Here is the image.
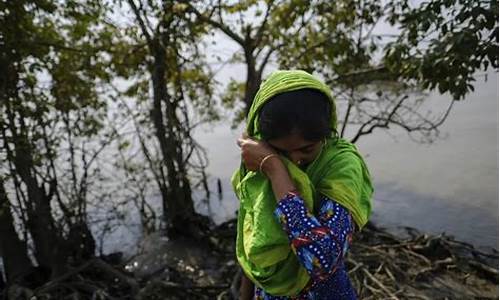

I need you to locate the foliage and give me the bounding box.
[385,0,498,100]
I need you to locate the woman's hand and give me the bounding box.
[237,133,296,201]
[237,133,277,172]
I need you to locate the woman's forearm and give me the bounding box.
[262,158,296,201]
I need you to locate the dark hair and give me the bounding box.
[258,88,332,141]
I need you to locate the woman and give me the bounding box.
[233,70,373,299]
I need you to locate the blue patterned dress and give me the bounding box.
[254,192,357,300]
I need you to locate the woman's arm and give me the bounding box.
[261,157,297,200]
[237,135,295,200]
[261,152,354,280]
[273,193,354,280]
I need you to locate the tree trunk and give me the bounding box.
[0,178,33,283]
[150,41,198,237]
[2,52,67,279]
[4,111,68,277]
[243,50,261,115]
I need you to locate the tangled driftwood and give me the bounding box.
[347,222,498,300]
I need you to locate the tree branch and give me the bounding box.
[185,2,245,46]
[128,0,153,46]
[351,95,408,143]
[254,0,276,47]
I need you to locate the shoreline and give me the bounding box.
[127,220,498,299]
[4,220,497,299]
[124,219,499,299]
[370,220,499,254]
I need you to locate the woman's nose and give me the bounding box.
[288,152,304,165]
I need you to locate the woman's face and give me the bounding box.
[267,132,324,168]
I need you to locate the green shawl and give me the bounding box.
[231,70,373,296]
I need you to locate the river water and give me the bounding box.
[193,71,499,251]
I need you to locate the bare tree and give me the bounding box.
[124,0,214,238]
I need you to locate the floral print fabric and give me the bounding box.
[254,193,357,300]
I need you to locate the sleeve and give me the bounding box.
[273,192,354,281]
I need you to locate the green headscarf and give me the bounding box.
[231,70,373,296]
